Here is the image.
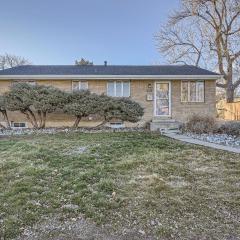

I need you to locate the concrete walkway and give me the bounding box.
[164,132,240,154]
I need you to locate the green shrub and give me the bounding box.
[63,90,100,128]
[97,95,144,126]
[4,83,67,129]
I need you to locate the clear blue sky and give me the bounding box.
[0,0,180,65]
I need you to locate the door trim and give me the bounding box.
[154,81,172,117]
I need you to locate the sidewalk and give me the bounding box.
[164,132,240,154]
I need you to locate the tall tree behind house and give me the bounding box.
[156,0,240,102]
[0,53,30,70]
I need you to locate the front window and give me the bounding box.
[181,81,204,102]
[107,81,130,97]
[27,81,36,86]
[12,80,36,86]
[72,81,88,91]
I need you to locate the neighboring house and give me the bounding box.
[0,65,220,130]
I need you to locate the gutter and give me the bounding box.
[0,74,222,80]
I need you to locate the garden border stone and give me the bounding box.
[164,132,240,154]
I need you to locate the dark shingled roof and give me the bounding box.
[0,65,219,76]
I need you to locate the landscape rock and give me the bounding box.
[0,127,147,137]
[184,133,240,149]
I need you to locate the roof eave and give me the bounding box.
[0,74,222,80]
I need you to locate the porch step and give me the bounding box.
[152,117,175,123]
[150,119,180,132]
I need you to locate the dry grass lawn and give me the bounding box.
[0,132,239,239]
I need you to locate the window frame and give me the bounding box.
[107,81,130,97]
[11,122,27,129]
[109,122,125,129]
[12,80,36,86]
[181,80,205,103]
[72,80,89,92]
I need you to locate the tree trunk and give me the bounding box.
[28,109,39,128]
[37,110,43,128]
[41,112,47,129]
[226,86,235,103]
[73,116,81,128]
[3,111,11,129]
[95,120,108,128]
[21,111,38,128]
[0,110,11,129]
[0,122,6,129]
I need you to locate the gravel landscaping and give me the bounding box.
[2,127,240,150]
[184,132,240,149]
[0,127,146,137]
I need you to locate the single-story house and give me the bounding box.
[0,64,220,130]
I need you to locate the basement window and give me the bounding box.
[11,122,27,129]
[109,122,125,129]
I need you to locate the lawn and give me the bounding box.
[0,132,239,239]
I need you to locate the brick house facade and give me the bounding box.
[0,65,219,129]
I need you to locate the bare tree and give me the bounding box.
[235,58,240,96]
[0,53,30,70]
[156,21,208,67]
[156,0,240,102]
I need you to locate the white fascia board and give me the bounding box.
[0,74,222,80]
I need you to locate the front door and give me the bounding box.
[154,82,171,116]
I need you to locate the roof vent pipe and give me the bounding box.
[104,61,107,66]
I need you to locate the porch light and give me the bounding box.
[146,83,153,101]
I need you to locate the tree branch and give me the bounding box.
[216,83,227,88]
[233,78,240,89]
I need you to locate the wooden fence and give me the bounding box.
[217,100,240,120]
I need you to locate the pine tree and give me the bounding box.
[63,90,100,127]
[0,95,11,129]
[5,83,68,128]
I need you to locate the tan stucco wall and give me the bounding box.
[0,79,216,128]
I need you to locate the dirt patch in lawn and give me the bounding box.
[17,215,152,240]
